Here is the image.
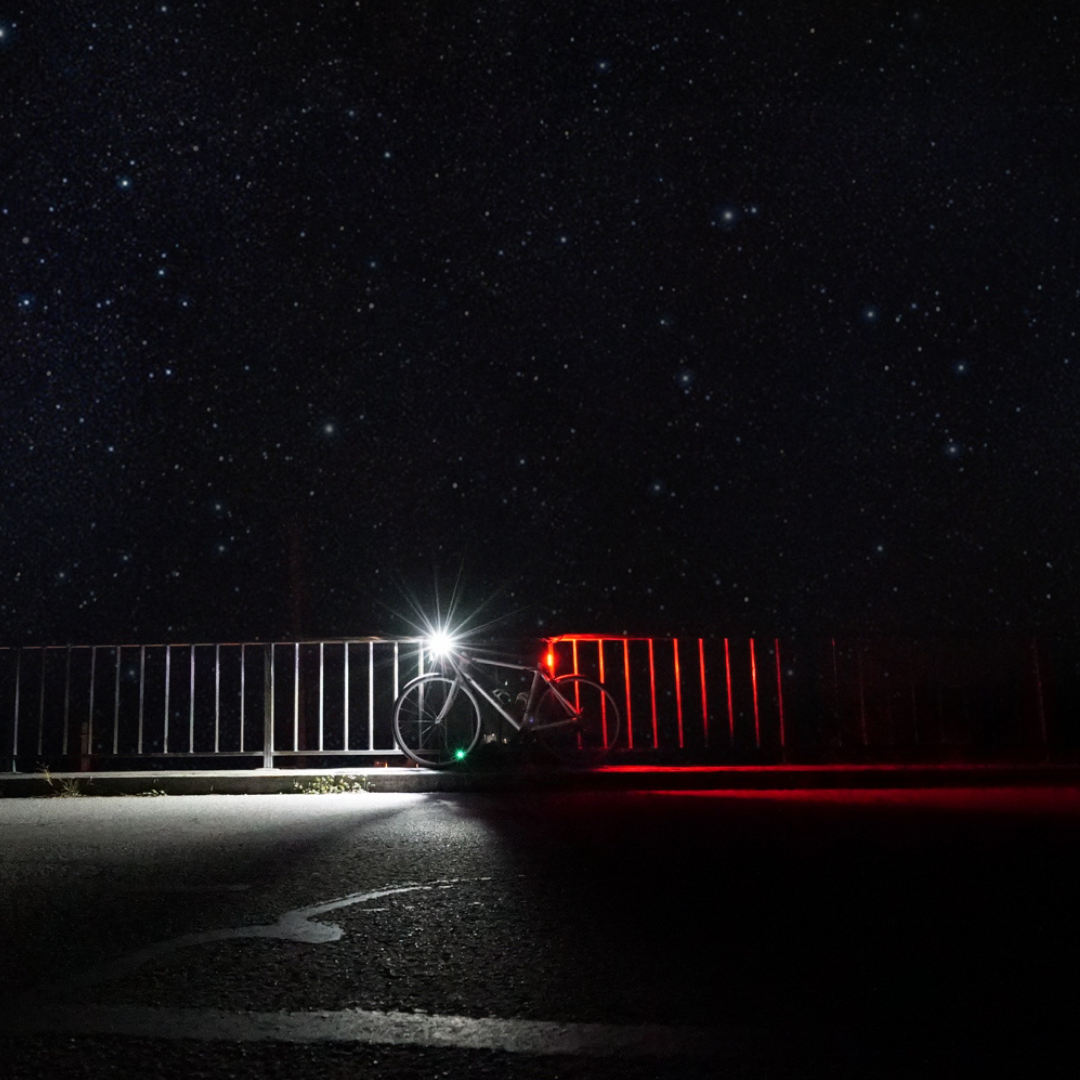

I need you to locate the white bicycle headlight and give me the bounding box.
[426,629,456,658]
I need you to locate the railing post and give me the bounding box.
[724,638,734,748]
[38,649,47,758]
[189,645,196,754]
[318,641,325,753]
[113,646,122,756]
[62,646,72,756]
[138,645,146,755]
[84,646,97,771]
[672,638,684,750]
[263,643,274,768]
[368,641,375,751]
[239,643,247,754]
[698,638,708,749]
[648,638,658,749]
[214,643,221,754]
[343,642,349,751]
[293,642,300,753]
[751,638,762,750]
[11,647,21,771]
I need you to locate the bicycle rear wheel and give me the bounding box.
[533,676,620,764]
[393,675,482,768]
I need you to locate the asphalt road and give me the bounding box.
[2,786,1079,1078]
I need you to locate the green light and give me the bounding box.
[455,748,467,761]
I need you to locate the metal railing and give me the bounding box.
[0,638,429,770]
[548,635,1057,762]
[0,634,1064,771]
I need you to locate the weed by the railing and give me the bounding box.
[132,788,168,797]
[35,767,89,798]
[292,774,370,794]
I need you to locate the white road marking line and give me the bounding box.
[40,881,454,993]
[3,1003,742,1058]
[10,876,756,1059]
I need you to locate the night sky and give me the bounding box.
[2,3,1078,646]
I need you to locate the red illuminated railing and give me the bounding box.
[545,635,789,756]
[543,635,1055,761]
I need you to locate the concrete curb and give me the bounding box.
[2,763,1079,797]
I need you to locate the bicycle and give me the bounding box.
[392,642,621,768]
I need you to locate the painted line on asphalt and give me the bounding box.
[3,1003,743,1058]
[41,880,460,993]
[12,875,756,1058]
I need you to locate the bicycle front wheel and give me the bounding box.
[533,676,621,764]
[393,675,482,768]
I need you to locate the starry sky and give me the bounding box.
[2,2,1078,645]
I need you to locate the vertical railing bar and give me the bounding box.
[596,640,608,746]
[648,638,658,748]
[724,638,734,747]
[164,644,171,754]
[37,648,47,758]
[263,643,275,768]
[113,646,122,756]
[62,646,72,756]
[293,642,300,753]
[318,641,325,753]
[239,644,246,754]
[393,642,399,702]
[189,645,196,754]
[749,638,760,750]
[622,637,633,750]
[11,647,21,767]
[138,645,146,755]
[88,646,98,762]
[698,638,709,749]
[368,641,375,751]
[673,638,684,750]
[572,638,579,677]
[775,639,786,762]
[343,642,350,751]
[214,643,221,754]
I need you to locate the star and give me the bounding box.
[712,206,740,229]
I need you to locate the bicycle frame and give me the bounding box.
[430,648,580,734]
